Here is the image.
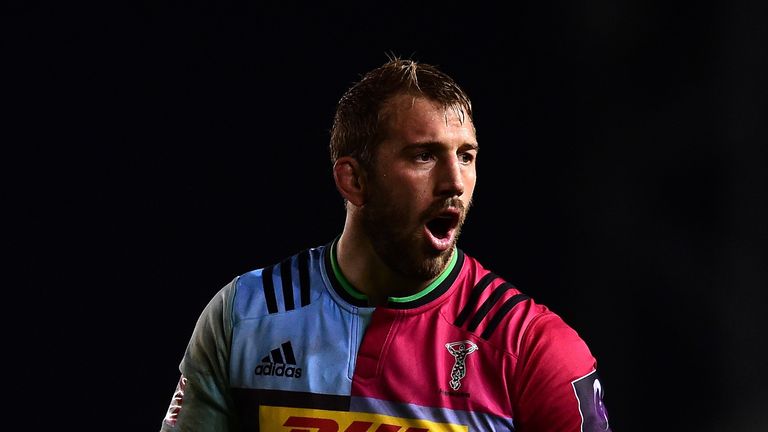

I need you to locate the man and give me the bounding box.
[160,57,612,431]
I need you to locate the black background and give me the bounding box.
[7,1,767,431]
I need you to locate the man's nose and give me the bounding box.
[436,157,465,198]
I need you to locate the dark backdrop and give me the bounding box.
[8,2,767,431]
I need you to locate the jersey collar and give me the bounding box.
[323,236,464,309]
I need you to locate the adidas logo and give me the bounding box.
[254,341,302,378]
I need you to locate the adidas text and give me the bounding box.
[254,363,302,378]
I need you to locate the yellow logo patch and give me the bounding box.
[260,405,468,431]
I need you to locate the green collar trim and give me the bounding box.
[329,237,458,303]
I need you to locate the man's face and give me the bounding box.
[361,95,478,281]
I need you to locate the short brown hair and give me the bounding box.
[330,56,474,170]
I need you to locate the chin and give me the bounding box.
[416,247,453,279]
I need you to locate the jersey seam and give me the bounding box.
[518,312,553,357]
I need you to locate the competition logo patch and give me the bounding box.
[255,341,302,378]
[445,340,478,390]
[163,374,187,427]
[571,370,610,432]
[261,405,468,431]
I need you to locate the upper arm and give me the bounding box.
[513,313,611,432]
[160,278,239,432]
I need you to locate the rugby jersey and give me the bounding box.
[161,239,611,431]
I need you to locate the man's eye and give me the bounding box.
[416,152,432,162]
[460,153,475,164]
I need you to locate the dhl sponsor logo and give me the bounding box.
[260,405,468,431]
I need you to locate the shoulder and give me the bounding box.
[452,252,587,359]
[449,253,539,349]
[232,243,329,322]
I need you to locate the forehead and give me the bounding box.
[380,94,476,142]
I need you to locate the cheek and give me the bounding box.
[466,174,477,193]
[464,169,477,189]
[388,178,432,214]
[390,173,424,194]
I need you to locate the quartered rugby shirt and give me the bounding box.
[161,239,611,432]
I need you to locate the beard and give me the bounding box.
[360,183,469,281]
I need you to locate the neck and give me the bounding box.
[335,221,438,306]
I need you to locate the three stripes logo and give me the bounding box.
[454,272,530,340]
[254,341,302,378]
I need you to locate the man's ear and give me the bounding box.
[333,156,366,207]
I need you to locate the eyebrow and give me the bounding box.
[462,142,480,152]
[406,141,479,152]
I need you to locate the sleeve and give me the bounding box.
[513,312,611,432]
[160,277,240,432]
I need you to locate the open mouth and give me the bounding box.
[425,207,461,249]
[426,213,459,240]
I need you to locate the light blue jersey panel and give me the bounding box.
[228,245,372,396]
